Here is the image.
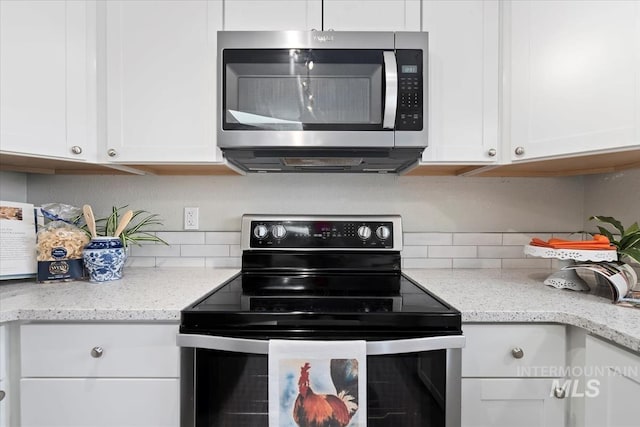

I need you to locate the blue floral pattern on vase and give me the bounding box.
[83,237,126,282]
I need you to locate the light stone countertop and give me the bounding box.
[0,268,239,323]
[404,269,640,353]
[0,268,638,352]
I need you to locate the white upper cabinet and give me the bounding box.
[323,0,420,31]
[102,0,223,163]
[223,0,321,30]
[420,1,500,164]
[223,0,418,32]
[0,0,97,162]
[507,0,640,162]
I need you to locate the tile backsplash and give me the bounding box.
[128,231,573,269]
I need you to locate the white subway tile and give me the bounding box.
[403,233,452,246]
[205,232,241,245]
[478,246,525,259]
[551,259,578,270]
[403,258,452,269]
[229,244,242,257]
[429,246,477,258]
[206,257,242,268]
[401,246,428,258]
[156,257,205,268]
[181,245,229,257]
[552,232,585,240]
[502,233,551,246]
[155,231,205,245]
[125,257,156,267]
[453,233,502,246]
[502,259,552,269]
[129,244,180,257]
[453,259,502,269]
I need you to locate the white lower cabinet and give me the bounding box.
[584,335,640,427]
[0,325,7,427]
[20,379,178,427]
[19,323,179,427]
[0,379,6,427]
[462,378,565,427]
[461,324,567,427]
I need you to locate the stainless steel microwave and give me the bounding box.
[217,31,428,173]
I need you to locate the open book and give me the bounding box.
[562,262,639,308]
[1,201,37,279]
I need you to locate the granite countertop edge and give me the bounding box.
[0,267,638,353]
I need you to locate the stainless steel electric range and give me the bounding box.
[178,215,464,427]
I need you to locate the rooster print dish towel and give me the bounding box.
[268,340,367,427]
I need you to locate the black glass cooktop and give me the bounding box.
[180,272,461,340]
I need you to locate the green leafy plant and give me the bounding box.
[587,216,640,265]
[88,206,169,249]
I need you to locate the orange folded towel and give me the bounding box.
[529,235,616,250]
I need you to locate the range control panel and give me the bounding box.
[242,216,401,250]
[395,49,424,131]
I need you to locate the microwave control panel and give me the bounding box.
[395,50,423,131]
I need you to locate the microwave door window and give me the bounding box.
[223,49,385,131]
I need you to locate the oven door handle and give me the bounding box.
[382,51,398,129]
[177,334,464,355]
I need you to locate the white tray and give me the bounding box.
[524,245,618,262]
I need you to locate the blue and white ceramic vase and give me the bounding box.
[83,237,126,282]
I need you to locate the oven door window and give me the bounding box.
[223,49,386,131]
[194,349,446,427]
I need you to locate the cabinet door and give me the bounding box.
[585,335,640,427]
[104,0,222,163]
[223,0,321,30]
[0,327,6,427]
[0,379,6,427]
[20,378,179,427]
[508,0,640,161]
[0,0,96,161]
[323,0,420,31]
[420,0,499,164]
[462,378,566,427]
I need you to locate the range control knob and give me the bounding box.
[272,224,287,239]
[357,225,372,240]
[376,225,391,240]
[253,224,269,239]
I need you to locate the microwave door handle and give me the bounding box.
[382,51,398,129]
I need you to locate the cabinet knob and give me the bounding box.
[0,390,5,401]
[488,148,497,157]
[90,346,104,358]
[511,347,524,359]
[553,387,566,399]
[71,145,83,155]
[107,149,117,158]
[514,146,525,156]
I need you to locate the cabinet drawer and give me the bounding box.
[462,324,566,377]
[20,378,178,427]
[21,323,179,378]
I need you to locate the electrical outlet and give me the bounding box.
[184,207,199,230]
